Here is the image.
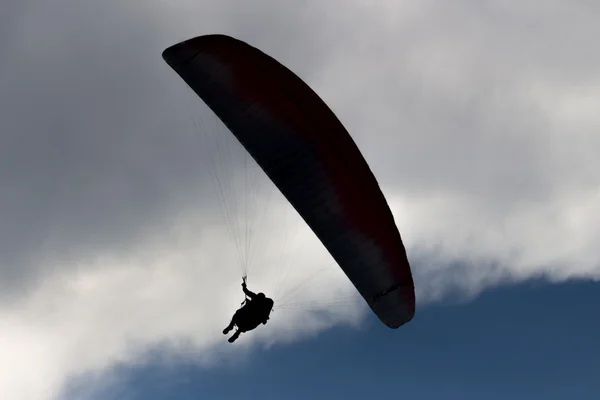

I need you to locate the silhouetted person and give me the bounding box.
[223,279,274,343]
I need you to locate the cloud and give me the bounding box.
[0,0,599,399]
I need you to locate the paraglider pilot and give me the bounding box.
[223,278,274,343]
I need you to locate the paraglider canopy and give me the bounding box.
[162,34,415,328]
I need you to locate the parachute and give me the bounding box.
[162,34,415,328]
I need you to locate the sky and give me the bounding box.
[62,280,600,400]
[1,1,599,399]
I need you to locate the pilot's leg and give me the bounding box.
[228,330,241,343]
[223,319,235,334]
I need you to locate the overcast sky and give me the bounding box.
[1,1,599,399]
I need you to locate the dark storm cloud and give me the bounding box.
[0,0,212,293]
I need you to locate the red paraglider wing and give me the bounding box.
[162,34,415,328]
